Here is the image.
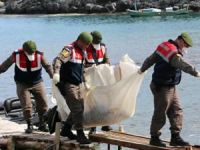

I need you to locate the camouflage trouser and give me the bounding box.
[150,81,183,137]
[62,83,84,130]
[16,81,48,121]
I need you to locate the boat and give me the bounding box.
[0,92,56,125]
[0,97,38,123]
[127,0,190,17]
[127,7,189,17]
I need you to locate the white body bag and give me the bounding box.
[52,55,145,128]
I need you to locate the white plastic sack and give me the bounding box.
[52,54,145,128]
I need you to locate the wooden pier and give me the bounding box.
[89,131,200,150]
[0,131,97,150]
[0,130,200,150]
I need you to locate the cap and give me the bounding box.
[77,32,93,44]
[91,31,102,44]
[181,32,193,47]
[23,40,37,53]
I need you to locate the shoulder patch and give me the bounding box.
[176,54,182,57]
[60,48,70,58]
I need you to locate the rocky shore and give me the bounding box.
[0,0,200,14]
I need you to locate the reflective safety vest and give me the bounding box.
[153,41,182,86]
[60,42,85,85]
[156,41,178,63]
[85,44,106,65]
[13,49,43,85]
[66,43,84,64]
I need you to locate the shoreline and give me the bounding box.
[0,12,128,17]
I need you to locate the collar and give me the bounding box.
[74,41,85,51]
[168,39,183,56]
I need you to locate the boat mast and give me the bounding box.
[134,0,137,11]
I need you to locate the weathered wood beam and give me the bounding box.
[0,138,8,148]
[89,131,199,150]
[54,122,61,150]
[15,140,49,150]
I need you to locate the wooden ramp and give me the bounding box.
[89,131,200,150]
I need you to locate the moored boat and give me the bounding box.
[127,8,190,17]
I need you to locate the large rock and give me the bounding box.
[86,3,108,13]
[0,1,4,8]
[6,0,41,13]
[116,0,133,12]
[105,2,116,12]
[0,1,5,13]
[59,0,71,13]
[189,1,200,12]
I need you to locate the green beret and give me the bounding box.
[77,32,93,44]
[181,32,193,47]
[23,40,37,53]
[91,31,102,44]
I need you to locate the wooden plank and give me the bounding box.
[193,145,200,150]
[54,122,62,150]
[89,131,198,150]
[0,138,8,148]
[90,134,168,150]
[15,140,49,150]
[7,137,14,150]
[10,133,95,150]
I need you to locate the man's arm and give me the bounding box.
[103,51,110,64]
[0,54,14,74]
[52,48,71,84]
[41,55,53,79]
[53,57,62,74]
[170,54,199,76]
[52,48,71,74]
[140,51,158,72]
[101,44,110,64]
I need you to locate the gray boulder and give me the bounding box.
[0,1,4,8]
[189,1,200,12]
[93,4,108,13]
[0,1,5,13]
[59,0,71,13]
[116,0,133,12]
[6,0,41,13]
[105,2,116,12]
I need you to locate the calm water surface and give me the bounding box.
[0,14,200,148]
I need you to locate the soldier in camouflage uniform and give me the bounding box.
[52,32,93,144]
[0,41,53,133]
[139,32,200,147]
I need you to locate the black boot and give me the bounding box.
[89,127,96,135]
[60,123,77,140]
[38,116,49,132]
[25,120,33,134]
[77,129,92,144]
[101,126,113,131]
[149,136,166,147]
[170,133,190,146]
